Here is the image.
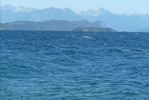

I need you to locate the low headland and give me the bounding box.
[0,20,116,32]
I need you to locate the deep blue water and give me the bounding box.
[0,31,149,100]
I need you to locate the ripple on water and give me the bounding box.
[0,31,149,100]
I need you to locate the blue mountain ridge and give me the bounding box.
[1,5,149,31]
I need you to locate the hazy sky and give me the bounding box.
[1,0,149,14]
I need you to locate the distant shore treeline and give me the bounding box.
[0,20,116,32]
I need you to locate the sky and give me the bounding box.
[1,0,149,14]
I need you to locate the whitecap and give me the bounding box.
[136,33,139,35]
[82,36,94,39]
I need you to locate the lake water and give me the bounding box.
[0,31,149,100]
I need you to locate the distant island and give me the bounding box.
[0,20,107,31]
[0,20,117,32]
[0,23,12,30]
[73,27,116,32]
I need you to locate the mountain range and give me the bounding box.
[1,5,149,32]
[137,27,149,32]
[0,23,11,30]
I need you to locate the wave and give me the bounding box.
[82,36,94,39]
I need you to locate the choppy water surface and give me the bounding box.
[0,31,149,100]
